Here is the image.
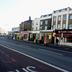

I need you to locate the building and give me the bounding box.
[51,7,72,44]
[20,16,32,40]
[12,27,20,40]
[8,31,13,39]
[12,27,20,32]
[29,18,40,41]
[40,14,53,44]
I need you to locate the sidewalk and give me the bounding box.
[46,44,72,52]
[8,38,72,52]
[22,40,72,52]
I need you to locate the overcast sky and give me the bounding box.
[0,0,72,32]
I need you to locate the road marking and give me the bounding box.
[53,52,63,56]
[0,44,69,72]
[16,69,20,72]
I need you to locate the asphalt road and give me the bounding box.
[0,37,72,72]
[0,45,64,72]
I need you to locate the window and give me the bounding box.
[53,16,56,22]
[52,24,56,29]
[57,24,61,29]
[58,16,61,24]
[36,22,38,25]
[63,14,67,20]
[62,24,66,29]
[58,15,61,21]
[40,21,43,25]
[36,27,38,30]
[68,24,72,29]
[54,11,56,13]
[59,10,61,12]
[40,27,42,30]
[45,20,48,25]
[69,14,72,19]
[45,26,47,30]
[43,15,47,17]
[32,28,34,30]
[53,24,56,30]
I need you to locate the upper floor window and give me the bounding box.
[62,24,66,29]
[57,24,61,29]
[52,24,56,30]
[32,28,34,30]
[54,11,56,13]
[69,14,72,19]
[36,23,38,25]
[63,14,67,20]
[58,15,61,21]
[36,27,38,30]
[59,10,61,12]
[45,20,48,25]
[40,27,42,30]
[53,16,56,22]
[45,26,47,30]
[43,15,47,17]
[68,24,72,29]
[40,21,43,25]
[32,23,34,26]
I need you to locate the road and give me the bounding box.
[0,37,72,72]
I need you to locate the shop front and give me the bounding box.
[12,32,20,40]
[40,30,53,44]
[20,31,29,40]
[53,29,72,44]
[29,31,40,43]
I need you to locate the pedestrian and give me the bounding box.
[56,38,59,45]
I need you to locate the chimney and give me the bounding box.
[29,16,31,20]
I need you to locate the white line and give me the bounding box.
[16,69,20,72]
[0,44,69,72]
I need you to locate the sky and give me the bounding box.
[0,0,72,33]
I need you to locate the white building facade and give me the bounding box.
[12,27,20,32]
[51,7,72,44]
[12,27,20,40]
[29,18,40,41]
[39,14,53,44]
[32,18,40,32]
[51,7,72,30]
